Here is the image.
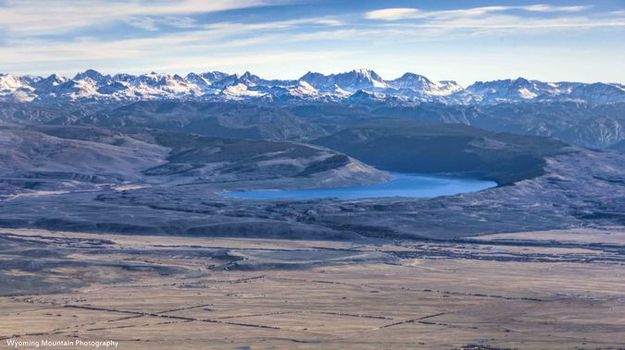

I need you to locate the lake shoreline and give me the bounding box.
[222,172,497,200]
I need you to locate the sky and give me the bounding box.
[0,0,624,85]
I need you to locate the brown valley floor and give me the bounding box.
[1,228,625,349]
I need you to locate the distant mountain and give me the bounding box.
[387,73,463,97]
[568,83,625,105]
[301,68,389,92]
[464,78,625,105]
[0,74,36,102]
[1,69,624,106]
[73,69,110,82]
[467,78,560,103]
[0,74,26,92]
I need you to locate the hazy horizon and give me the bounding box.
[5,66,625,86]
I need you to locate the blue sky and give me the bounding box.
[1,0,624,85]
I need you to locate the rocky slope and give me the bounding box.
[0,126,387,199]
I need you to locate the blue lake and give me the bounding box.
[222,173,496,200]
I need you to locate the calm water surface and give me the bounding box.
[222,173,496,200]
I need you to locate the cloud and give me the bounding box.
[0,14,353,74]
[357,3,625,37]
[365,8,421,21]
[125,17,159,31]
[522,4,589,13]
[364,4,592,21]
[2,3,623,71]
[124,16,198,31]
[412,15,625,31]
[313,19,344,26]
[0,0,278,35]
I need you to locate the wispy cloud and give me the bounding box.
[364,8,422,21]
[314,19,344,26]
[0,13,352,75]
[0,0,277,34]
[365,4,591,21]
[358,3,625,36]
[124,16,198,31]
[522,4,589,13]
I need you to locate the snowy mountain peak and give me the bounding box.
[223,82,264,99]
[41,74,68,85]
[397,72,431,82]
[240,71,256,79]
[185,72,211,89]
[33,74,70,95]
[1,70,623,105]
[348,89,386,102]
[236,71,262,86]
[74,69,107,82]
[288,80,318,97]
[390,73,433,89]
[352,68,383,81]
[300,68,388,92]
[0,74,25,91]
[338,68,388,89]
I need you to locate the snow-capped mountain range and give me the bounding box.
[1,69,624,105]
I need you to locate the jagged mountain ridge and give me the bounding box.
[2,69,624,105]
